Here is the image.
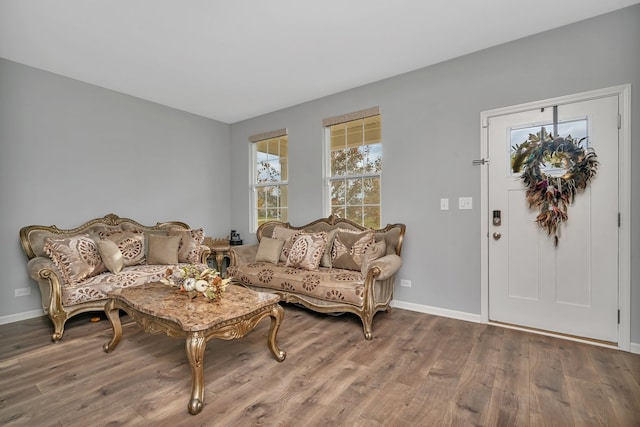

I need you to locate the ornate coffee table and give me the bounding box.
[103,282,286,415]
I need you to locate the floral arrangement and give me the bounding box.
[511,128,598,246]
[162,264,230,301]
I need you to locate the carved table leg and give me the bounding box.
[268,304,286,362]
[103,300,122,353]
[185,332,207,415]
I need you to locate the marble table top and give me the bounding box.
[108,282,279,332]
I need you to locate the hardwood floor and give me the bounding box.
[1,304,639,426]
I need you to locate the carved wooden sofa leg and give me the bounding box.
[50,311,68,342]
[361,312,374,340]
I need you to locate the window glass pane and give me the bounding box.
[331,179,346,205]
[365,143,382,173]
[331,149,346,176]
[346,178,363,205]
[346,120,363,148]
[363,206,380,230]
[363,177,380,204]
[330,124,346,150]
[510,119,587,174]
[280,157,288,181]
[363,116,381,144]
[346,206,363,225]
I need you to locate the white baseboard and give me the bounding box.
[391,299,482,323]
[0,309,45,325]
[391,299,640,355]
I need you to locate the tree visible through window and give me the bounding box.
[328,115,381,228]
[254,134,288,228]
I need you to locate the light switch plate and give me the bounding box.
[459,197,473,210]
[440,198,449,210]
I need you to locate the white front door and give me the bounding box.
[487,95,620,343]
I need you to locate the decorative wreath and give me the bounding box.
[511,128,598,246]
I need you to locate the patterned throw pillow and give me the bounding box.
[331,230,376,271]
[272,226,302,262]
[167,228,204,264]
[360,239,387,274]
[44,235,106,286]
[286,232,327,271]
[103,231,146,266]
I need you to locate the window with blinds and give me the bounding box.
[325,110,381,228]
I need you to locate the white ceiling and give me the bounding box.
[1,1,638,124]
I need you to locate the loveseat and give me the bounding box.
[20,213,211,341]
[228,215,405,340]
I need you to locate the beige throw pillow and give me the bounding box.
[147,234,181,265]
[255,237,285,264]
[286,232,327,271]
[97,239,125,274]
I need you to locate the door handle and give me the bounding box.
[493,232,502,240]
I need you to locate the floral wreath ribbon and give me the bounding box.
[511,128,598,246]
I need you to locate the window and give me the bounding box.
[510,118,588,175]
[250,129,288,229]
[325,109,382,228]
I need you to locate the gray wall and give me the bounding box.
[229,6,640,343]
[0,58,230,319]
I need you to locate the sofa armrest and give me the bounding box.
[27,257,62,282]
[229,244,259,266]
[364,254,403,281]
[27,257,65,314]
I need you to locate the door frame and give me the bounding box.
[479,84,631,351]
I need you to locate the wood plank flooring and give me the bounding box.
[1,305,639,426]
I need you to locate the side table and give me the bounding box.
[203,237,231,274]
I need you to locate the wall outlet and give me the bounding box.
[458,197,473,210]
[15,287,31,297]
[400,279,411,288]
[440,198,449,210]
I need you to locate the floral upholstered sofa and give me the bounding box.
[20,213,210,341]
[227,215,405,340]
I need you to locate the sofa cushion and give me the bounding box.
[167,228,204,264]
[44,235,107,286]
[255,237,285,264]
[229,263,365,306]
[331,230,376,271]
[272,226,301,262]
[147,234,181,264]
[286,232,327,271]
[102,231,146,266]
[60,263,197,306]
[96,239,125,274]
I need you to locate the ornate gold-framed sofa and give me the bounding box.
[20,214,210,341]
[228,216,405,340]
